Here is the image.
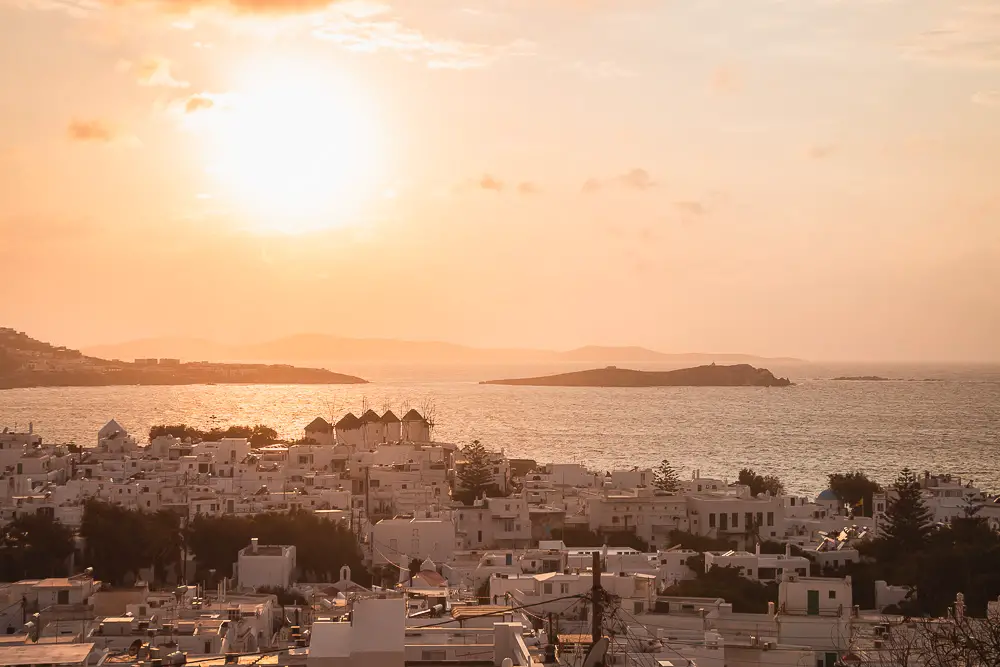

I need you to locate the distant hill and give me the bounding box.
[481,364,793,387]
[83,335,804,366]
[0,328,366,389]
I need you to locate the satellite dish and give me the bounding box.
[582,637,609,667]
[128,639,144,656]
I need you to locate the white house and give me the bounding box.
[370,517,456,566]
[309,597,406,667]
[705,544,810,583]
[777,575,852,616]
[236,538,296,590]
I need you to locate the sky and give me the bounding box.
[1,0,999,362]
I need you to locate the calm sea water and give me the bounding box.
[1,362,998,496]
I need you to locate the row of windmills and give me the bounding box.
[304,409,432,447]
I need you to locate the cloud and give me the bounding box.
[674,201,706,216]
[972,90,1000,107]
[67,119,115,142]
[517,181,539,195]
[184,94,216,113]
[581,169,655,193]
[902,3,1000,67]
[479,174,504,192]
[807,143,837,159]
[710,66,742,94]
[570,61,638,79]
[616,168,655,190]
[131,57,190,88]
[313,4,534,69]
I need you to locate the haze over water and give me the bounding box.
[3,362,998,496]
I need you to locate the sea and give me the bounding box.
[2,361,998,497]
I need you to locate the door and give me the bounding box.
[807,589,820,615]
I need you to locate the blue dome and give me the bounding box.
[816,489,839,502]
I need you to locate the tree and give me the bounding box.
[250,425,278,447]
[454,440,494,505]
[652,459,680,492]
[0,513,74,580]
[881,468,934,555]
[737,468,784,497]
[828,471,882,517]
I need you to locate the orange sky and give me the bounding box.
[1,0,999,361]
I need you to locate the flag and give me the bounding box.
[854,498,864,508]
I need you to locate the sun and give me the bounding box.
[200,61,382,234]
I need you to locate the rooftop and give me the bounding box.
[0,643,95,666]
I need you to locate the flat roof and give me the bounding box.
[0,643,94,666]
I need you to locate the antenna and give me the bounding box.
[582,638,609,667]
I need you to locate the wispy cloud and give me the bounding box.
[581,168,655,193]
[570,61,638,79]
[972,90,1000,106]
[184,94,216,113]
[674,201,706,216]
[617,168,655,190]
[710,65,742,94]
[902,3,1000,68]
[119,57,190,88]
[807,143,837,159]
[479,174,504,192]
[67,119,115,142]
[313,3,534,69]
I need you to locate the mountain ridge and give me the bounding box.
[82,335,806,366]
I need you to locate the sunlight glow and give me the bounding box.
[200,61,382,234]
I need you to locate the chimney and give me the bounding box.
[785,543,791,557]
[755,542,761,556]
[767,601,775,616]
[250,537,258,554]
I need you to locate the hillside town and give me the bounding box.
[0,411,998,667]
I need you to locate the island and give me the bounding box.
[832,376,891,381]
[0,328,367,389]
[481,363,792,387]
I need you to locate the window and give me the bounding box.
[205,642,212,654]
[731,513,738,528]
[633,601,644,614]
[708,514,716,528]
[720,513,728,531]
[543,583,553,595]
[560,584,569,594]
[745,512,753,528]
[790,497,796,506]
[697,485,702,492]
[756,512,763,526]
[612,516,620,524]
[767,512,774,526]
[829,590,837,599]
[57,590,69,604]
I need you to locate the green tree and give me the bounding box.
[652,459,681,492]
[881,468,934,554]
[0,513,74,580]
[454,440,494,505]
[664,564,777,613]
[250,425,279,447]
[737,468,784,497]
[828,471,882,517]
[81,500,151,586]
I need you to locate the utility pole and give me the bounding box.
[591,551,602,649]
